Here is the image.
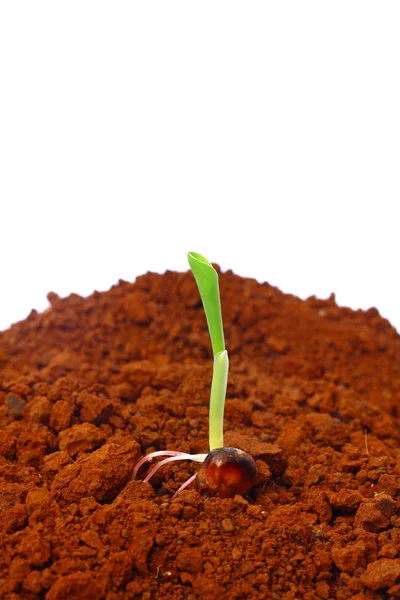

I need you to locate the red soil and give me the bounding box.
[1,267,400,599]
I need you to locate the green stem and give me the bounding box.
[209,350,229,450]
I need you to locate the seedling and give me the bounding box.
[133,252,257,498]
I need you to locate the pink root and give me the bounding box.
[132,450,185,480]
[143,453,203,482]
[172,473,198,498]
[132,450,207,497]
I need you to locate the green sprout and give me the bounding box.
[133,252,257,498]
[187,251,228,451]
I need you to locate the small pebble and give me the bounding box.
[7,393,26,418]
[221,518,234,532]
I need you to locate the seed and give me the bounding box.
[195,447,257,498]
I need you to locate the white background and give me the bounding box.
[1,2,399,333]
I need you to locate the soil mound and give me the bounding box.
[1,268,400,599]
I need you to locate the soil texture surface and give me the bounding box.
[1,267,400,600]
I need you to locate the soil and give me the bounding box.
[1,267,400,600]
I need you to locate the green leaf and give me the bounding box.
[187,252,225,356]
